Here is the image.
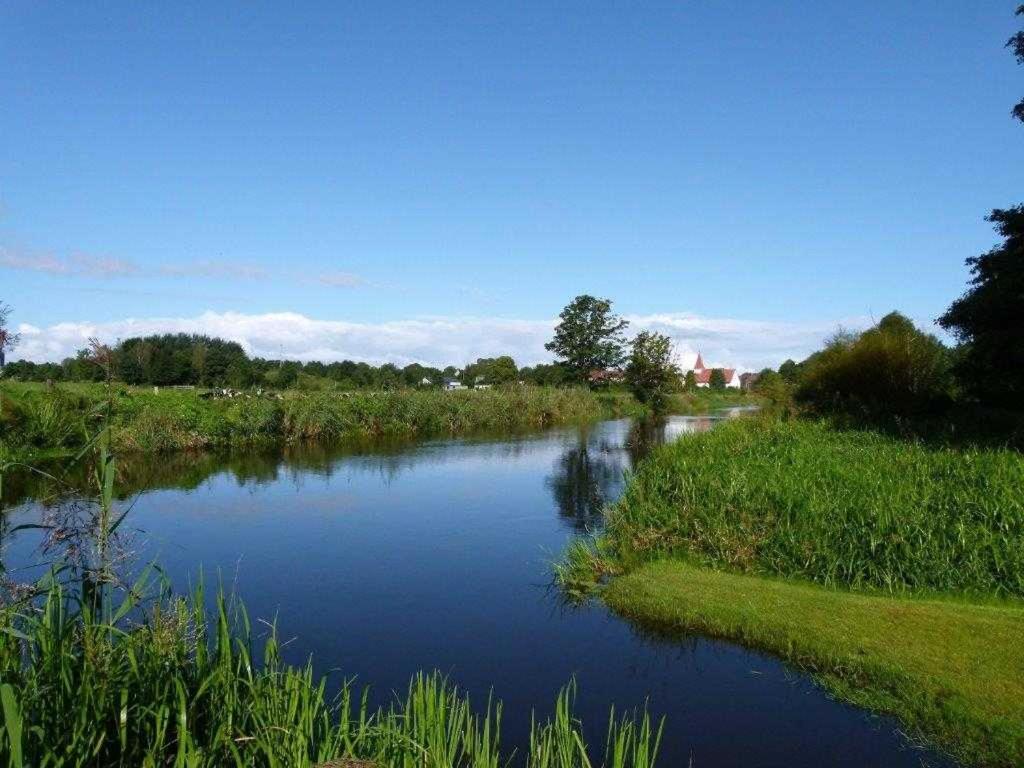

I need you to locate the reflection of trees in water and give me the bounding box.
[547,418,683,532]
[547,443,623,532]
[2,427,570,510]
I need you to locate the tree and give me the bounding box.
[799,311,954,417]
[0,302,20,370]
[462,356,518,387]
[778,359,799,383]
[1009,5,1024,123]
[624,331,678,412]
[708,368,727,391]
[939,206,1024,406]
[520,362,569,387]
[683,370,697,391]
[545,295,628,384]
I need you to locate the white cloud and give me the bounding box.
[625,312,869,373]
[9,309,863,371]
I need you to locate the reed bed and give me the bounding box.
[0,577,661,768]
[603,418,1024,597]
[0,384,643,458]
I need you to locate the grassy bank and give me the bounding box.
[604,562,1024,767]
[556,415,1024,765]
[0,382,645,460]
[605,417,1024,597]
[0,579,662,767]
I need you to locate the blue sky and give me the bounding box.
[2,1,1022,369]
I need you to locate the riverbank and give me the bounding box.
[605,562,1024,767]
[605,417,1024,596]
[0,381,753,461]
[558,416,1024,765]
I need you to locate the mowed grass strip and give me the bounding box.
[604,560,1024,767]
[606,417,1024,597]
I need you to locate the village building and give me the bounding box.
[686,352,739,388]
[587,368,624,386]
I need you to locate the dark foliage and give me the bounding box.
[1009,5,1024,122]
[624,331,678,412]
[939,206,1024,407]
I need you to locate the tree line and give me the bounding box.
[0,329,577,391]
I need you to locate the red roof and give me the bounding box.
[691,352,734,384]
[693,367,735,385]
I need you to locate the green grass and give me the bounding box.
[554,414,1024,763]
[603,561,1024,767]
[0,382,645,460]
[666,389,755,414]
[0,576,662,767]
[604,417,1024,597]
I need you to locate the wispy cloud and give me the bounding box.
[1,244,371,288]
[1,247,143,277]
[10,309,864,371]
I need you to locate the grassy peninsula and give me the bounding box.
[559,416,1024,766]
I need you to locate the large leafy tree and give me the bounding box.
[624,331,678,412]
[545,296,628,384]
[1010,5,1024,123]
[939,207,1024,406]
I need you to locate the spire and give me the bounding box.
[694,351,706,371]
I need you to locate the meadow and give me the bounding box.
[0,382,648,460]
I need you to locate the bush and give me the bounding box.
[796,312,954,419]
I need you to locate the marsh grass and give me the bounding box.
[0,383,645,459]
[0,577,662,768]
[604,417,1024,597]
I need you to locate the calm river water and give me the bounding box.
[2,410,954,767]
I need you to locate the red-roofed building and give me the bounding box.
[687,352,738,388]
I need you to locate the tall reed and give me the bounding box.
[0,579,661,767]
[604,417,1024,597]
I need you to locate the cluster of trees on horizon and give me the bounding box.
[0,330,577,392]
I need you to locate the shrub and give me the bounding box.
[796,312,955,419]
